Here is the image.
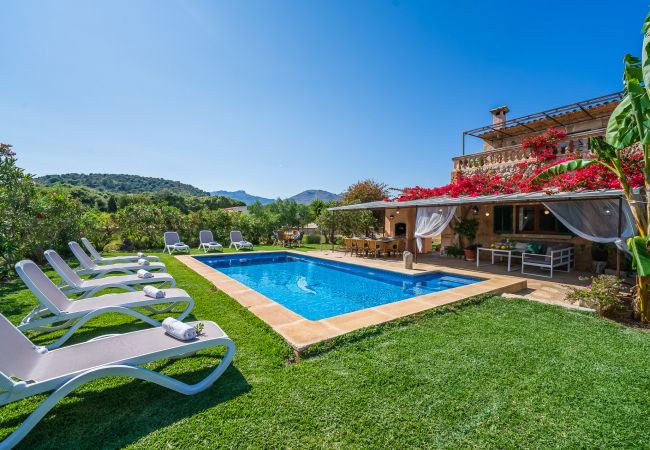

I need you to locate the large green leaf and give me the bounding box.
[532,159,596,182]
[626,78,650,145]
[606,95,639,148]
[628,236,650,277]
[624,54,643,86]
[589,136,617,163]
[642,11,650,89]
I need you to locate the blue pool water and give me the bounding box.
[196,252,483,320]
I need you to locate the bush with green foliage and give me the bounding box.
[0,146,106,273]
[0,144,37,276]
[566,275,632,316]
[304,234,323,244]
[444,245,464,258]
[316,204,377,244]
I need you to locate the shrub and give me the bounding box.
[29,188,92,262]
[444,245,464,258]
[566,275,632,316]
[304,234,322,244]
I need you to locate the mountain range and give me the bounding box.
[211,189,341,205]
[36,173,340,205]
[37,173,210,196]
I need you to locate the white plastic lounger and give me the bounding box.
[15,260,193,338]
[229,231,253,251]
[198,230,224,253]
[69,241,167,277]
[164,232,191,254]
[0,313,235,449]
[81,237,160,264]
[44,250,175,298]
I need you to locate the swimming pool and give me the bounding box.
[195,252,483,320]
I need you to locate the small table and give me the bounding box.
[476,247,523,272]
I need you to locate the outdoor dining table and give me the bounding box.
[476,247,523,272]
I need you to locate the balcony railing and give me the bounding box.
[452,128,605,174]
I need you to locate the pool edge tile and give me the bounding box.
[175,252,528,352]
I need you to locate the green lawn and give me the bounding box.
[2,253,650,448]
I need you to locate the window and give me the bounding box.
[516,205,570,234]
[493,205,513,233]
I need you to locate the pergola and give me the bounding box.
[329,189,629,273]
[461,92,624,154]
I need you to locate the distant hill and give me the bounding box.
[211,189,341,205]
[289,190,341,204]
[37,173,210,196]
[210,190,274,205]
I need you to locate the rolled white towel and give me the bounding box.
[138,258,150,266]
[137,269,153,278]
[137,252,147,258]
[144,285,166,299]
[162,317,196,341]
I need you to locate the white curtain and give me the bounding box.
[414,206,457,252]
[542,199,635,253]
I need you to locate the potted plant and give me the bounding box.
[452,218,479,261]
[591,243,609,274]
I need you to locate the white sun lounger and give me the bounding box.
[81,237,160,264]
[229,231,253,251]
[198,230,224,253]
[15,260,193,339]
[44,250,175,298]
[0,313,235,449]
[69,241,167,277]
[164,232,191,254]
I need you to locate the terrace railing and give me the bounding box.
[452,128,605,175]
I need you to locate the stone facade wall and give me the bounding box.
[383,207,432,253]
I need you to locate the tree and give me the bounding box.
[316,201,378,244]
[107,195,118,213]
[0,144,36,275]
[342,179,388,205]
[309,199,326,218]
[534,11,650,321]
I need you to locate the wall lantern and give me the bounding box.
[388,214,395,221]
[485,211,490,217]
[543,209,550,215]
[603,209,612,216]
[471,206,479,215]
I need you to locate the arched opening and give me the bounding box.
[394,222,407,237]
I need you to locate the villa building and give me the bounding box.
[439,92,625,271]
[332,92,632,274]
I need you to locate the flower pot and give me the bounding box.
[464,249,476,261]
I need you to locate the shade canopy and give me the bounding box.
[328,189,627,211]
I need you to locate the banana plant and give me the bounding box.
[533,11,650,320]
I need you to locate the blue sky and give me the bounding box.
[1,0,648,198]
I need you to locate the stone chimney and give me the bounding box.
[490,105,509,129]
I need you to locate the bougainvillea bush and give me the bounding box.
[395,129,645,201]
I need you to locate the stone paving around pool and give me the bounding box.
[176,251,526,351]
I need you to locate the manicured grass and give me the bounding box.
[3,253,650,448]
